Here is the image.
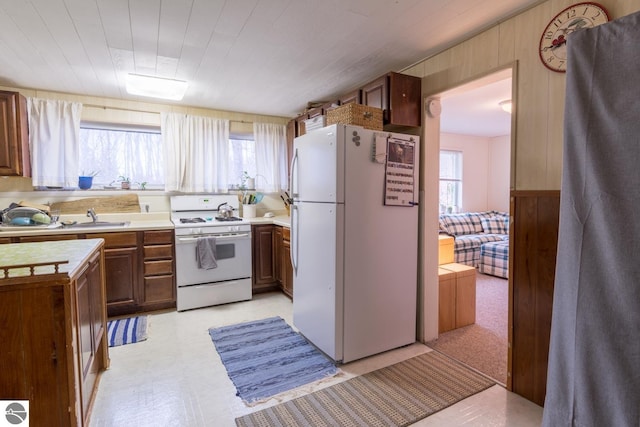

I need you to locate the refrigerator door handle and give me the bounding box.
[290,204,298,274]
[290,148,299,199]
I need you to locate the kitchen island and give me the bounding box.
[0,239,109,427]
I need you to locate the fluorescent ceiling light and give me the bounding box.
[499,100,512,114]
[125,73,188,101]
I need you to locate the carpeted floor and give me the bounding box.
[235,350,495,427]
[427,273,508,384]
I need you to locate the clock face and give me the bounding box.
[539,2,609,72]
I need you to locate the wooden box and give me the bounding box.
[326,103,383,130]
[438,235,454,265]
[441,262,476,328]
[438,267,457,333]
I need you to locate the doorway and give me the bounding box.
[425,68,513,385]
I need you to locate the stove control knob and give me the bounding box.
[229,225,240,232]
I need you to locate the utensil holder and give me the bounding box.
[242,204,256,218]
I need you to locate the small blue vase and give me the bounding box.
[78,176,93,190]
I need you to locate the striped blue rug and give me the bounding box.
[107,316,148,347]
[208,316,338,404]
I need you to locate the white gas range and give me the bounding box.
[170,195,252,311]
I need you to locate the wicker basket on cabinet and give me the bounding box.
[326,104,383,131]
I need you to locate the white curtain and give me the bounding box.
[27,98,82,187]
[161,112,229,192]
[253,122,288,192]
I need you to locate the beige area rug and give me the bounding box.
[427,273,508,384]
[235,351,495,427]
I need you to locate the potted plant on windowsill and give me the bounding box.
[117,176,131,190]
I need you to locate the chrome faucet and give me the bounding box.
[87,208,98,223]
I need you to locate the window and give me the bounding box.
[79,125,163,189]
[439,150,462,213]
[228,138,256,188]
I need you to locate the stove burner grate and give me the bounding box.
[215,216,242,222]
[179,217,206,223]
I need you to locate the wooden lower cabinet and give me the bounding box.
[274,225,283,284]
[251,224,278,293]
[0,240,109,426]
[281,227,293,298]
[10,229,176,316]
[252,224,294,298]
[76,249,107,415]
[142,230,176,310]
[90,232,140,317]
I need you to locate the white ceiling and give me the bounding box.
[440,74,513,137]
[0,0,539,132]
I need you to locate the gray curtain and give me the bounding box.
[543,11,640,427]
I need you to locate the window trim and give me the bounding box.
[439,149,463,213]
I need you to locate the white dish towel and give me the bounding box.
[196,236,217,269]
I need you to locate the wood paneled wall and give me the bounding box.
[509,190,560,406]
[411,0,639,406]
[406,0,639,191]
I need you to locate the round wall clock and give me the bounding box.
[539,2,610,72]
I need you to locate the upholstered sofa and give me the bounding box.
[438,211,509,276]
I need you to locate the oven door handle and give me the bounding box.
[176,233,250,243]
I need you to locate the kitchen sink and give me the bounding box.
[63,221,130,228]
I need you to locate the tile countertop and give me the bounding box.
[0,239,103,279]
[0,212,174,237]
[0,212,290,238]
[247,215,290,228]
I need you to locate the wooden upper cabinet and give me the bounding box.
[361,72,421,128]
[289,71,420,137]
[295,113,308,136]
[339,89,361,105]
[0,90,30,177]
[361,75,388,116]
[388,72,421,127]
[307,107,323,118]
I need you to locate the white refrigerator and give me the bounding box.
[290,123,419,363]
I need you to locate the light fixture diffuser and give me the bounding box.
[126,73,188,101]
[499,100,512,114]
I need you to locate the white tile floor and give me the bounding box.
[90,292,543,426]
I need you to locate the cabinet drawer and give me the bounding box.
[19,234,78,243]
[144,244,173,260]
[144,275,175,303]
[89,232,137,248]
[144,259,173,276]
[144,230,173,245]
[282,227,290,242]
